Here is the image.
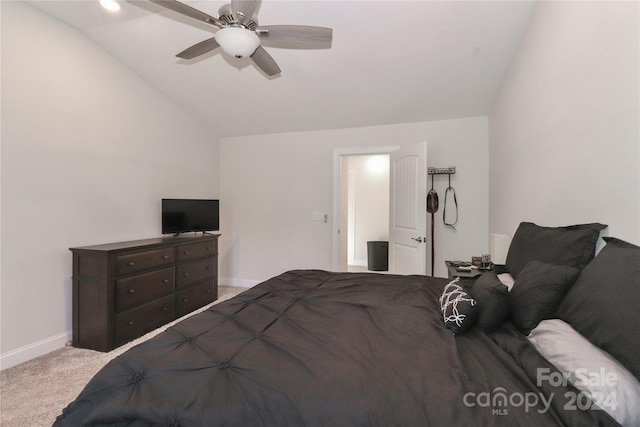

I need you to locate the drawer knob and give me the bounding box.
[183,273,190,277]
[163,279,169,283]
[163,255,169,259]
[128,289,135,294]
[183,298,189,302]
[128,321,135,326]
[206,289,212,293]
[183,250,190,255]
[162,307,168,311]
[127,262,135,267]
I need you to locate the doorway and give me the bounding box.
[337,154,390,272]
[332,142,428,274]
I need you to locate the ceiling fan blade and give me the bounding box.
[230,0,259,24]
[250,46,281,77]
[149,0,222,27]
[256,25,332,46]
[176,37,220,59]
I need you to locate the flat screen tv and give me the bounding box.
[162,199,219,235]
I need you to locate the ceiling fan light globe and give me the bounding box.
[99,0,120,12]
[215,27,260,58]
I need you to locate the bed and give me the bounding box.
[54,222,640,426]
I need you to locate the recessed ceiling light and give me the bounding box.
[100,0,121,12]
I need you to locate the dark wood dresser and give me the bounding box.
[70,234,219,352]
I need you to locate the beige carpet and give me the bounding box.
[0,285,247,427]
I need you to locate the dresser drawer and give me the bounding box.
[116,295,175,345]
[176,240,217,262]
[72,235,219,352]
[176,280,216,317]
[116,248,175,276]
[176,257,216,289]
[115,267,175,312]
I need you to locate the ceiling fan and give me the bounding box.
[149,0,333,77]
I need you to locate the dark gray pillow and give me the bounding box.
[510,261,580,335]
[470,272,510,333]
[439,279,477,334]
[505,222,607,278]
[559,237,640,380]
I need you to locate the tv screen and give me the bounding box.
[162,199,219,235]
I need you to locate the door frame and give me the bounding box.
[332,145,399,271]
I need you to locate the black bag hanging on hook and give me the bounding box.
[426,175,438,276]
[427,189,439,214]
[443,174,458,230]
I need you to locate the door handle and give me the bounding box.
[411,237,425,243]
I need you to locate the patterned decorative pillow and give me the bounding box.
[439,278,478,334]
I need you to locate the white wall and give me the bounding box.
[0,2,219,368]
[220,117,489,284]
[489,1,639,243]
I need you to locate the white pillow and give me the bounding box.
[497,272,515,291]
[529,319,640,427]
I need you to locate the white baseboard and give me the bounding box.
[220,276,261,288]
[1,283,255,371]
[0,330,72,371]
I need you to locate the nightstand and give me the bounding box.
[445,260,483,280]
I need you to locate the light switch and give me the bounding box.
[312,212,328,223]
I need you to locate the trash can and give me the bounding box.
[367,241,389,271]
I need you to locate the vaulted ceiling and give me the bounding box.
[25,0,537,138]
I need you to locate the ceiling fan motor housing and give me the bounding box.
[217,4,258,29]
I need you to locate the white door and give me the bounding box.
[389,141,427,274]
